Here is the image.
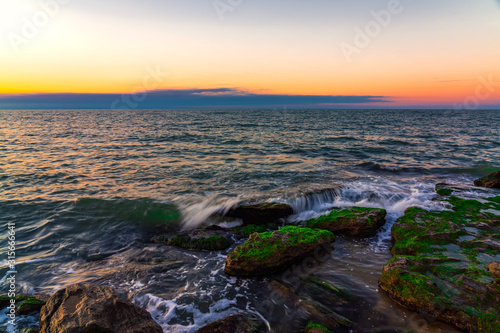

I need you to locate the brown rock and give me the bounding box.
[39,284,162,333]
[489,261,500,283]
[474,171,500,188]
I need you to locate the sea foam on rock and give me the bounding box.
[39,284,162,333]
[305,207,387,237]
[224,226,335,276]
[379,196,500,332]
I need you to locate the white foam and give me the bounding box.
[175,195,241,230]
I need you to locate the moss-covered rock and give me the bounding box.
[305,207,387,237]
[167,232,231,251]
[196,313,266,333]
[16,297,46,316]
[225,202,294,225]
[474,171,500,189]
[0,295,47,316]
[379,196,500,332]
[224,226,335,276]
[305,322,332,333]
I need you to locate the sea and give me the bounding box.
[0,109,499,332]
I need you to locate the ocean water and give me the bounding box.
[0,109,499,332]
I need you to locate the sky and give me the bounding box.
[1,0,500,109]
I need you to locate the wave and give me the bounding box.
[75,198,182,227]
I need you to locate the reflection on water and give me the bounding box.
[1,109,498,332]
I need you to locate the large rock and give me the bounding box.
[474,171,500,188]
[196,313,267,333]
[224,226,335,276]
[379,196,500,332]
[225,203,294,225]
[39,284,162,333]
[305,207,387,237]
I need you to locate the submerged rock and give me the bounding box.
[225,202,294,225]
[305,207,387,237]
[196,313,267,333]
[474,171,500,188]
[224,226,335,276]
[39,284,162,333]
[379,196,500,332]
[267,280,350,330]
[166,230,231,251]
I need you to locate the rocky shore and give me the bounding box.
[3,171,499,332]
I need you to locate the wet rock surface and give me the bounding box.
[474,171,500,188]
[224,202,294,225]
[195,313,267,333]
[39,284,163,333]
[379,196,500,332]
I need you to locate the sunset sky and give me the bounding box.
[1,0,500,109]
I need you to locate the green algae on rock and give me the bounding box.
[379,196,500,332]
[305,322,333,333]
[474,171,500,189]
[305,207,387,237]
[224,226,335,276]
[16,297,46,316]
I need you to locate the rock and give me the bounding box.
[267,280,350,329]
[224,226,335,276]
[39,284,162,333]
[379,196,500,332]
[305,322,332,333]
[167,230,231,251]
[20,328,39,333]
[435,183,454,196]
[0,295,48,316]
[16,296,47,316]
[196,313,267,333]
[305,207,387,237]
[474,171,500,188]
[489,261,500,283]
[225,202,294,225]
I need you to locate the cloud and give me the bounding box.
[0,88,392,109]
